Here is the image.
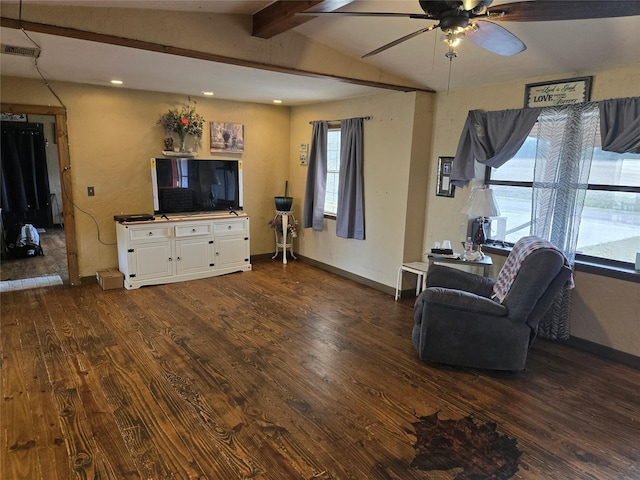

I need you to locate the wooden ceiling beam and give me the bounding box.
[252,0,355,38]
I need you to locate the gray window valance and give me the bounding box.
[451,96,640,187]
[451,108,540,187]
[599,97,640,154]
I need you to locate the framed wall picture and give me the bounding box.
[524,76,592,108]
[210,122,245,153]
[436,156,455,197]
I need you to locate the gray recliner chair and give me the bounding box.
[412,237,573,371]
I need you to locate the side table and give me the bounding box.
[272,210,297,264]
[427,254,493,277]
[395,255,493,301]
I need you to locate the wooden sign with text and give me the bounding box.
[524,77,592,108]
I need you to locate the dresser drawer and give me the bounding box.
[175,223,211,237]
[129,226,171,241]
[213,219,247,236]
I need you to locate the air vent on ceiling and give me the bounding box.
[1,44,41,58]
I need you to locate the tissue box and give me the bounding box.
[96,269,124,290]
[431,248,454,255]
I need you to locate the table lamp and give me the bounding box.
[461,186,501,252]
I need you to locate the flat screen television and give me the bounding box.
[151,157,243,215]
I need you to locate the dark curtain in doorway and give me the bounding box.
[1,121,51,229]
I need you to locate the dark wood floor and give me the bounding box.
[2,259,639,479]
[1,226,68,283]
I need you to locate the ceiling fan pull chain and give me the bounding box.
[445,45,457,94]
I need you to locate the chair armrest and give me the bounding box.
[425,264,495,297]
[424,287,508,317]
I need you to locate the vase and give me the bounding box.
[172,133,199,153]
[177,134,187,152]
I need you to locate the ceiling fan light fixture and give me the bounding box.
[442,31,465,47]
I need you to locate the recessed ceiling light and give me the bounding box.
[273,99,283,104]
[202,91,214,96]
[110,79,123,85]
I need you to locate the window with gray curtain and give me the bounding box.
[484,99,640,266]
[303,118,365,239]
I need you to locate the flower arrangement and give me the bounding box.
[268,217,298,238]
[157,98,205,149]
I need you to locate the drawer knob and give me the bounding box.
[192,228,196,232]
[228,225,232,229]
[148,232,153,236]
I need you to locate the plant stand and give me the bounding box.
[272,210,297,264]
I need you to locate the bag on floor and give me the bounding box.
[7,223,44,258]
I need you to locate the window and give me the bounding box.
[324,127,341,216]
[486,122,640,265]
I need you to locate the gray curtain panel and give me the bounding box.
[451,108,540,187]
[302,121,328,231]
[599,97,640,154]
[336,118,365,240]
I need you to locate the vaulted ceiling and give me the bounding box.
[1,1,639,105]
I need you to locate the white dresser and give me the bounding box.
[116,213,251,290]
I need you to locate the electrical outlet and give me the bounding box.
[88,186,95,196]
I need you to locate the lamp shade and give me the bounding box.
[461,187,501,218]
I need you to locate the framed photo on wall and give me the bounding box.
[436,156,455,197]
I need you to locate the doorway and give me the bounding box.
[1,103,79,287]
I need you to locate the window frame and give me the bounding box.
[484,163,640,278]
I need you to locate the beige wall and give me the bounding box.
[289,91,433,287]
[1,76,290,277]
[425,63,640,357]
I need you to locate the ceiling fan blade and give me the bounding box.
[362,25,439,58]
[465,20,526,56]
[487,1,640,22]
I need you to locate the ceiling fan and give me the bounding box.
[302,1,640,60]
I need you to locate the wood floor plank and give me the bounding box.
[2,346,41,480]
[2,259,639,479]
[29,288,133,479]
[1,291,59,479]
[20,328,71,480]
[87,301,212,479]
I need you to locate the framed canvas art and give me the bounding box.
[210,122,245,153]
